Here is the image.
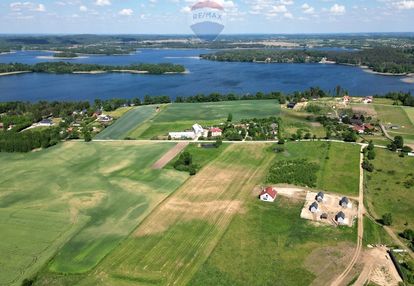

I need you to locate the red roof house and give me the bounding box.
[259,187,277,202]
[352,125,365,134]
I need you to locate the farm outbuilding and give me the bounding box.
[320,213,328,220]
[259,187,277,202]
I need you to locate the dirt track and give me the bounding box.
[331,146,365,286]
[151,142,188,169]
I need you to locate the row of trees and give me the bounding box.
[0,62,186,74]
[0,128,61,152]
[376,92,414,107]
[201,47,414,74]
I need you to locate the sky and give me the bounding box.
[1,0,414,34]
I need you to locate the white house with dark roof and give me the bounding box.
[340,197,350,208]
[309,202,319,213]
[316,192,324,203]
[336,211,346,224]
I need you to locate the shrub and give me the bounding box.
[266,159,319,187]
[362,159,374,172]
[401,229,414,241]
[382,213,393,226]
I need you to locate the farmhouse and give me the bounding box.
[287,102,296,109]
[353,125,365,134]
[309,202,319,213]
[343,96,350,104]
[209,127,222,137]
[336,211,346,224]
[38,118,54,127]
[316,192,324,202]
[97,114,113,123]
[259,187,277,202]
[340,197,349,208]
[363,96,373,104]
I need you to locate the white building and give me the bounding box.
[168,132,196,140]
[259,187,277,202]
[192,124,204,137]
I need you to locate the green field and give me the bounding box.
[190,197,356,286]
[0,209,88,286]
[137,100,281,139]
[67,144,275,286]
[374,105,414,142]
[365,148,414,233]
[404,106,414,126]
[0,142,188,281]
[275,141,361,195]
[363,217,393,246]
[95,105,158,140]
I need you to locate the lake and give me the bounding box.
[0,49,412,102]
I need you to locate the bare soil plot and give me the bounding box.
[352,104,378,116]
[355,247,402,286]
[300,191,358,227]
[151,142,189,169]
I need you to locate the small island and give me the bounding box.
[53,52,79,59]
[0,62,186,75]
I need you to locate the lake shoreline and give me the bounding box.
[0,71,32,76]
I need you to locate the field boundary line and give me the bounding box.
[151,142,189,169]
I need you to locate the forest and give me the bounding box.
[0,62,186,74]
[201,47,414,74]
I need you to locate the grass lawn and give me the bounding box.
[137,100,281,139]
[403,106,414,126]
[275,141,361,196]
[105,107,133,119]
[365,148,414,233]
[0,141,188,276]
[374,105,414,142]
[73,144,275,286]
[363,217,393,246]
[95,105,158,140]
[0,209,88,286]
[189,196,356,286]
[280,109,326,138]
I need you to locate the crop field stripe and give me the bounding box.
[95,105,158,140]
[83,144,273,285]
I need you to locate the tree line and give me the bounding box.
[0,62,186,74]
[201,47,414,74]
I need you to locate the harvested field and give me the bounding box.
[79,144,274,286]
[352,104,378,116]
[151,142,188,169]
[300,191,358,227]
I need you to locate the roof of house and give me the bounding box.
[317,192,324,198]
[340,197,349,204]
[352,125,365,132]
[364,123,374,129]
[192,123,204,134]
[336,211,346,219]
[260,187,277,199]
[210,127,222,132]
[310,202,319,209]
[40,119,53,124]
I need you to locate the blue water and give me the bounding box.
[0,49,412,102]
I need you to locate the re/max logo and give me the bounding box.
[193,12,223,21]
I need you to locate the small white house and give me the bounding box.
[259,187,277,202]
[336,211,346,224]
[340,197,349,208]
[363,96,373,104]
[309,202,319,213]
[209,127,222,137]
[316,192,324,203]
[38,118,54,127]
[97,114,113,123]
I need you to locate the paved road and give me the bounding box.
[331,145,366,286]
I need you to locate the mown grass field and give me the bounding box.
[365,148,414,233]
[404,106,414,126]
[190,196,356,286]
[0,209,88,286]
[137,100,281,139]
[374,105,414,142]
[69,144,275,286]
[275,141,361,196]
[0,142,188,282]
[95,105,157,140]
[363,217,393,246]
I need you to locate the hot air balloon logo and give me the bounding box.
[190,1,225,41]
